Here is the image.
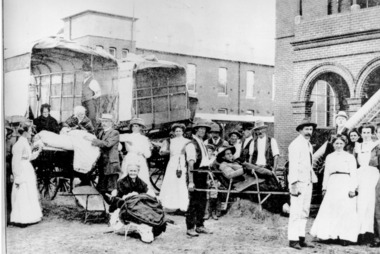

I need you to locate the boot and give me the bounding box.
[289,241,301,250]
[211,211,218,220]
[299,237,314,248]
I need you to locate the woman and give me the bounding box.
[62,105,94,134]
[33,103,60,133]
[159,123,191,211]
[120,117,153,191]
[11,122,43,226]
[355,123,379,244]
[310,135,359,246]
[345,128,361,154]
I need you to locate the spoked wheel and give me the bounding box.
[149,167,165,192]
[38,173,59,200]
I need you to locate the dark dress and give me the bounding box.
[33,115,60,133]
[63,115,94,133]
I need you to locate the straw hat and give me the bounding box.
[253,120,268,131]
[335,111,348,119]
[99,113,114,122]
[129,117,146,129]
[296,118,317,132]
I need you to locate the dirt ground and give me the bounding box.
[5,196,379,254]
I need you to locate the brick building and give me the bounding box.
[275,0,380,162]
[62,10,275,123]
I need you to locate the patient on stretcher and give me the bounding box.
[213,146,281,192]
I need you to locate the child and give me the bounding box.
[207,178,221,220]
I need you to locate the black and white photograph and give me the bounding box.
[2,0,380,253]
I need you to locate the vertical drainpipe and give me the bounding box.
[238,61,241,115]
[69,17,72,40]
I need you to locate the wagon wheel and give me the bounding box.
[150,167,165,191]
[37,169,60,200]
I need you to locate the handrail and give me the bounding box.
[343,89,380,131]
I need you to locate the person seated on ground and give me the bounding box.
[108,163,160,243]
[62,105,94,134]
[33,103,60,134]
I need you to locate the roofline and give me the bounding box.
[136,47,274,67]
[62,10,138,22]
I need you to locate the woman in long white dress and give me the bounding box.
[310,134,359,246]
[120,117,154,191]
[11,122,43,226]
[159,123,191,211]
[355,123,379,243]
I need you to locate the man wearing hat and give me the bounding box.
[185,119,213,237]
[82,62,101,128]
[239,122,255,163]
[204,122,228,154]
[87,114,120,194]
[228,129,242,160]
[288,118,318,250]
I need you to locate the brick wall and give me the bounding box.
[136,48,274,118]
[275,0,380,165]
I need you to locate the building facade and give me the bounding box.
[275,0,380,161]
[62,10,275,123]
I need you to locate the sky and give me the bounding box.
[3,0,275,65]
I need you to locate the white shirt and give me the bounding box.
[186,135,209,167]
[254,135,280,165]
[84,76,101,97]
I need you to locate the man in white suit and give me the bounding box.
[288,118,318,250]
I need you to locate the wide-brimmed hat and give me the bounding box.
[5,120,13,133]
[335,111,348,120]
[192,119,211,131]
[7,115,27,124]
[253,120,268,131]
[216,146,236,163]
[296,118,317,132]
[228,129,242,138]
[82,62,92,71]
[130,117,146,129]
[171,123,186,132]
[242,122,255,131]
[210,122,221,133]
[99,113,114,121]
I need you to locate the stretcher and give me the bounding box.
[191,169,289,211]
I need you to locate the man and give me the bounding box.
[250,120,279,173]
[88,114,120,194]
[239,122,255,163]
[185,119,213,237]
[204,122,228,153]
[63,105,94,134]
[228,130,242,160]
[81,63,101,128]
[288,118,318,250]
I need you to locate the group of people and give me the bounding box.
[287,112,380,250]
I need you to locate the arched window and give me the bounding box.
[122,49,129,58]
[109,47,116,57]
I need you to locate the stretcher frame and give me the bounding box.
[191,169,289,211]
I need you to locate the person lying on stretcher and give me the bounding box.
[212,146,281,192]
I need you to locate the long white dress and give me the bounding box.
[310,151,359,242]
[11,136,43,224]
[356,141,379,234]
[159,137,190,211]
[120,133,154,191]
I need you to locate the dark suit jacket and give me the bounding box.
[92,128,120,175]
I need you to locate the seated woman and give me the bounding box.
[33,104,60,134]
[108,163,159,243]
[62,106,94,134]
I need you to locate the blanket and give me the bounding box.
[34,130,100,173]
